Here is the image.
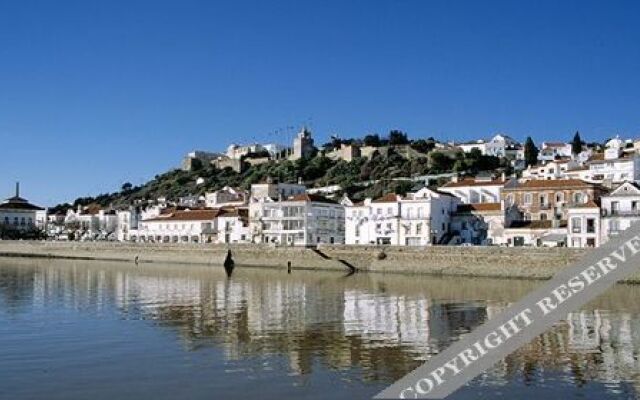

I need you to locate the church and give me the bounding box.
[0,183,44,232]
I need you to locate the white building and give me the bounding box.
[250,178,306,200]
[116,208,141,242]
[538,142,573,162]
[215,208,250,244]
[0,183,44,234]
[65,205,118,240]
[600,181,640,244]
[521,158,580,181]
[569,138,640,187]
[249,193,344,246]
[567,201,601,248]
[451,202,521,246]
[205,186,248,208]
[457,134,520,158]
[438,175,507,204]
[343,188,459,246]
[133,209,218,243]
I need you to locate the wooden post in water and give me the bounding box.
[287,261,291,274]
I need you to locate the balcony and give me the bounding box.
[602,209,640,217]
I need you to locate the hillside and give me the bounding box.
[51,145,508,212]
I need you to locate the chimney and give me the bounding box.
[15,182,19,197]
[451,175,459,183]
[298,177,303,185]
[501,172,506,181]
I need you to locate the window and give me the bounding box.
[633,201,638,212]
[417,208,423,218]
[539,194,547,206]
[571,217,582,233]
[611,201,619,215]
[586,218,596,234]
[540,213,547,221]
[416,223,422,234]
[524,194,532,205]
[573,192,584,204]
[555,192,564,203]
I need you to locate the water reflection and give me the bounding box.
[2,258,640,398]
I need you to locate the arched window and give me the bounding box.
[555,192,564,203]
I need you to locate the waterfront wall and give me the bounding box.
[0,241,606,280]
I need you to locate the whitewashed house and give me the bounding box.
[600,181,640,244]
[450,202,521,246]
[215,208,250,244]
[249,193,344,246]
[116,207,141,242]
[250,178,306,200]
[521,159,580,181]
[579,138,640,187]
[134,209,218,243]
[457,134,520,158]
[65,205,118,240]
[566,201,601,248]
[205,186,248,208]
[538,142,573,162]
[343,188,459,246]
[439,175,507,204]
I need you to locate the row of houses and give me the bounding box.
[13,172,631,249]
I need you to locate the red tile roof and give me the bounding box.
[144,209,219,222]
[457,203,502,213]
[441,178,506,188]
[506,179,596,190]
[371,193,400,203]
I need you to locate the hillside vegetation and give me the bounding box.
[52,143,508,212]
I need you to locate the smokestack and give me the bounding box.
[15,182,19,197]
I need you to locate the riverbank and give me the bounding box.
[0,240,612,281]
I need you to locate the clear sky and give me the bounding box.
[1,0,640,206]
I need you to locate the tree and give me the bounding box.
[363,134,381,147]
[388,130,409,145]
[524,136,539,167]
[410,139,435,154]
[571,131,583,155]
[429,152,454,172]
[121,182,133,192]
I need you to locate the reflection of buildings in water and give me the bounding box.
[20,264,640,393]
[343,290,488,359]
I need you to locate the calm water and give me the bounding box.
[1,259,640,399]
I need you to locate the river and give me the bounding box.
[1,258,640,399]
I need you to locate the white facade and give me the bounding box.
[65,206,118,240]
[439,176,506,204]
[133,209,218,243]
[249,193,344,246]
[600,181,640,244]
[521,159,580,181]
[205,186,248,208]
[250,180,306,200]
[567,203,601,248]
[457,134,520,158]
[215,210,250,244]
[116,208,140,242]
[343,188,459,246]
[0,184,44,234]
[538,142,572,162]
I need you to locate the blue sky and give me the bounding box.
[1,0,640,206]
